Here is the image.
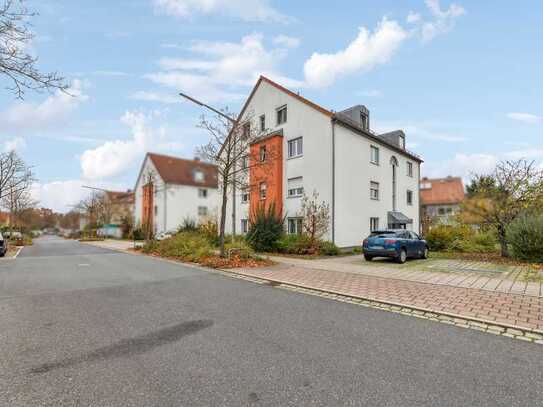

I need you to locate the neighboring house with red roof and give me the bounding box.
[134,153,219,234]
[420,176,465,226]
[222,76,423,247]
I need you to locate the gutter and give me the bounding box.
[331,118,336,244]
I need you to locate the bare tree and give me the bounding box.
[300,190,331,248]
[196,109,277,256]
[1,177,35,229]
[1,0,67,98]
[0,151,34,206]
[462,159,543,257]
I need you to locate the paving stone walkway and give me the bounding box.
[233,263,543,333]
[267,255,543,297]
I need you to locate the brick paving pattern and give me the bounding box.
[234,264,543,333]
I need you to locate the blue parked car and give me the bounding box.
[362,230,429,264]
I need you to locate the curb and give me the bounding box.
[217,268,543,345]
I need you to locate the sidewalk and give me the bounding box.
[233,262,543,334]
[267,255,543,297]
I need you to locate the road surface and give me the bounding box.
[0,236,541,406]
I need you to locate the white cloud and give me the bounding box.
[152,0,289,22]
[357,89,383,98]
[146,33,301,102]
[273,34,300,48]
[374,122,468,143]
[420,0,465,42]
[303,18,408,88]
[92,70,130,77]
[31,180,87,213]
[506,112,541,124]
[423,153,499,182]
[3,136,26,152]
[0,80,88,133]
[130,91,181,104]
[80,110,183,180]
[407,12,421,24]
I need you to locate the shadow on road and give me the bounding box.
[30,319,214,375]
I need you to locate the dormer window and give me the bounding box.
[194,170,205,183]
[360,112,369,131]
[398,134,405,149]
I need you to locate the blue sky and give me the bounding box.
[1,0,542,212]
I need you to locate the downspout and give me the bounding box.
[163,183,167,232]
[331,118,336,244]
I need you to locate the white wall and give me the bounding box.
[134,156,218,234]
[222,79,421,247]
[224,79,333,236]
[335,124,420,247]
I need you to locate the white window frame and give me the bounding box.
[198,188,208,198]
[370,181,379,200]
[259,115,265,131]
[407,190,413,206]
[198,206,208,216]
[241,219,248,234]
[287,137,303,159]
[407,161,413,177]
[241,189,249,203]
[259,145,267,162]
[370,146,380,165]
[241,155,249,170]
[259,182,267,200]
[370,217,379,232]
[276,105,287,125]
[194,170,205,183]
[287,218,303,235]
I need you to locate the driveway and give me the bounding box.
[1,236,542,406]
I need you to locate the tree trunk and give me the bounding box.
[497,224,508,258]
[218,174,229,257]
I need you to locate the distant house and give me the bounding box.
[97,190,135,238]
[420,176,465,229]
[134,153,219,235]
[0,211,9,227]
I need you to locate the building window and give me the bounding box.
[241,219,248,234]
[259,115,265,131]
[198,188,208,198]
[198,206,208,216]
[370,181,379,200]
[277,105,287,125]
[407,190,413,205]
[287,218,303,235]
[241,155,249,170]
[361,113,368,130]
[438,207,446,215]
[154,205,158,215]
[259,145,267,162]
[288,137,303,158]
[407,161,413,177]
[259,182,267,200]
[242,122,250,139]
[194,170,204,183]
[370,146,379,165]
[399,135,405,149]
[420,181,432,190]
[287,177,304,198]
[241,189,249,203]
[370,217,379,232]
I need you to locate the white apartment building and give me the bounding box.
[223,76,423,248]
[134,153,219,234]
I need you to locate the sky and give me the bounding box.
[1,0,542,212]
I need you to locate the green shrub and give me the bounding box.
[198,218,219,246]
[142,232,212,262]
[457,230,497,253]
[425,224,497,253]
[277,234,313,254]
[246,202,284,252]
[225,238,254,259]
[178,217,198,233]
[507,213,543,263]
[318,240,340,256]
[131,228,145,241]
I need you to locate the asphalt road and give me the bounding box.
[1,236,542,406]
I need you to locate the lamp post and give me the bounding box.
[178,92,239,238]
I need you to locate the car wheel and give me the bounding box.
[364,254,373,262]
[396,248,407,264]
[421,247,429,259]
